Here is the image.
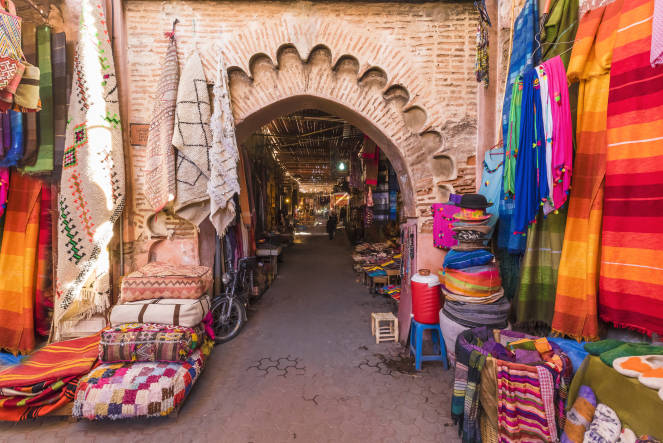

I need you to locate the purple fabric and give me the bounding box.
[432,203,461,249]
[2,114,9,152]
[449,193,462,205]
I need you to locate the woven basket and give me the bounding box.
[480,409,499,443]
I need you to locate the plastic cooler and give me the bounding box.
[410,271,441,324]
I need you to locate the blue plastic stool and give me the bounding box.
[409,319,448,370]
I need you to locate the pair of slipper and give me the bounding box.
[613,355,663,401]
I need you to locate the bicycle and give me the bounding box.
[210,256,257,343]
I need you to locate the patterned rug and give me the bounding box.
[74,344,210,420]
[144,35,178,213]
[54,0,125,340]
[172,49,212,226]
[208,52,240,236]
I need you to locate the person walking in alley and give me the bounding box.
[327,211,338,240]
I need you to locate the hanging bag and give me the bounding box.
[0,0,23,90]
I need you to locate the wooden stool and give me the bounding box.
[371,312,399,343]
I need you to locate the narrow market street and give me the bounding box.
[0,230,459,443]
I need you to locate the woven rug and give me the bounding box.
[208,52,240,236]
[144,36,178,213]
[552,2,622,341]
[0,173,41,353]
[22,25,53,174]
[600,0,663,336]
[54,0,126,340]
[172,49,211,226]
[74,344,209,420]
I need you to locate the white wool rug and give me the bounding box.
[54,0,125,340]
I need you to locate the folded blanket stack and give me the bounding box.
[73,262,215,420]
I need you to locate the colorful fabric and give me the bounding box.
[504,79,522,198]
[562,385,597,443]
[432,203,460,249]
[442,285,505,305]
[513,68,548,235]
[541,0,580,68]
[73,344,210,420]
[54,0,126,340]
[22,25,53,174]
[545,56,574,210]
[479,149,503,218]
[535,63,555,214]
[99,323,204,363]
[552,1,622,341]
[172,49,212,226]
[496,360,559,442]
[120,262,212,302]
[599,342,663,367]
[208,51,240,236]
[19,113,38,168]
[34,184,52,337]
[362,137,379,186]
[0,334,99,421]
[0,174,41,353]
[515,204,567,329]
[110,295,211,328]
[651,0,663,66]
[443,296,510,328]
[0,168,7,218]
[51,32,67,178]
[0,110,23,167]
[443,249,494,270]
[600,0,663,336]
[144,36,178,213]
[462,351,486,443]
[442,264,502,296]
[584,403,622,443]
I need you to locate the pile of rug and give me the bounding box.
[0,333,100,421]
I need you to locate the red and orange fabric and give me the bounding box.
[552,1,623,341]
[600,0,663,336]
[0,174,42,353]
[34,185,53,337]
[0,333,99,421]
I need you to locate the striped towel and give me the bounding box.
[600,0,663,336]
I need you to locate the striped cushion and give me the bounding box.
[120,262,212,302]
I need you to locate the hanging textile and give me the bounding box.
[172,49,212,226]
[432,203,461,249]
[51,32,67,179]
[600,0,663,336]
[22,25,53,174]
[513,68,548,235]
[540,0,580,67]
[515,204,567,329]
[535,64,554,214]
[19,114,38,168]
[651,0,663,66]
[34,185,52,337]
[552,0,622,341]
[54,0,126,340]
[545,56,574,210]
[208,52,240,236]
[0,111,22,168]
[0,174,41,353]
[479,149,503,214]
[0,168,7,218]
[144,35,178,213]
[362,137,379,186]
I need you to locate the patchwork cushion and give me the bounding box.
[73,344,211,420]
[99,323,204,363]
[120,262,212,302]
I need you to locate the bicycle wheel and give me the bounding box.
[211,298,246,344]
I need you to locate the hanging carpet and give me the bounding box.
[208,52,240,236]
[51,32,67,179]
[34,185,52,337]
[600,0,663,336]
[144,35,178,213]
[552,1,623,341]
[54,0,126,340]
[172,49,212,226]
[0,173,41,354]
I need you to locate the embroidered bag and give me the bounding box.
[0,0,23,90]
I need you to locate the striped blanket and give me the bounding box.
[34,185,52,337]
[0,334,99,421]
[0,174,42,353]
[600,0,663,336]
[496,361,559,442]
[552,1,623,341]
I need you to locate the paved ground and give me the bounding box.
[0,230,459,443]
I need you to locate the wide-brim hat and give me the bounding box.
[459,193,492,210]
[453,208,492,222]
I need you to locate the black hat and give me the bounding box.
[459,193,492,209]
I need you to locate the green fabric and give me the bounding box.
[541,0,579,68]
[497,247,521,302]
[584,339,624,356]
[22,25,53,174]
[568,356,663,437]
[515,205,567,328]
[600,343,663,367]
[503,77,522,197]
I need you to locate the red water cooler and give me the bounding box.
[410,269,441,324]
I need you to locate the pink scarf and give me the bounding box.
[543,56,573,210]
